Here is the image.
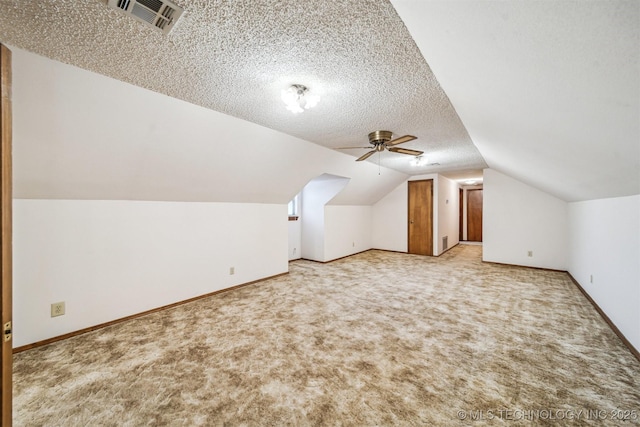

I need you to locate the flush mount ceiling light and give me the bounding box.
[281,84,320,114]
[413,155,428,166]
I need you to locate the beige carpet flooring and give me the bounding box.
[13,245,640,426]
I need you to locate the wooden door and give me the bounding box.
[467,189,483,242]
[408,180,433,256]
[0,43,12,426]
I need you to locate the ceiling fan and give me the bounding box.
[337,131,423,161]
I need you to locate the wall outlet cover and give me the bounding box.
[51,302,65,317]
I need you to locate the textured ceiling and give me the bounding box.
[0,0,487,177]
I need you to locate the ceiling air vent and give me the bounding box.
[107,0,183,34]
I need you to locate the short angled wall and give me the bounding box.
[483,169,568,270]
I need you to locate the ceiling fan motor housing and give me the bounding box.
[368,130,393,145]
[353,130,420,162]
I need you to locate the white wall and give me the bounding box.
[300,175,372,262]
[568,195,640,351]
[11,48,410,347]
[483,169,568,270]
[371,180,408,252]
[372,174,458,256]
[288,219,302,261]
[12,47,408,206]
[437,175,460,254]
[300,175,350,261]
[324,206,372,261]
[13,199,288,348]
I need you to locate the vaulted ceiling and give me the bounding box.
[0,0,637,202]
[392,0,639,202]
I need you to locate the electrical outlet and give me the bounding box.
[590,275,593,283]
[352,242,355,247]
[51,302,65,317]
[229,267,235,275]
[527,250,533,257]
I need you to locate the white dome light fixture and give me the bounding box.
[413,155,428,166]
[281,84,320,114]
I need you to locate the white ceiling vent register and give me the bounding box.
[107,0,183,34]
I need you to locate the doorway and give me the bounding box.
[467,188,483,242]
[408,179,433,256]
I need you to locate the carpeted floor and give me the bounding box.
[13,245,640,425]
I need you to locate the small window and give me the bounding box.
[288,195,299,220]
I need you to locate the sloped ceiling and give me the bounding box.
[391,0,639,202]
[0,0,637,202]
[0,0,486,181]
[10,48,409,205]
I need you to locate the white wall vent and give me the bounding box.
[107,0,183,34]
[442,236,448,251]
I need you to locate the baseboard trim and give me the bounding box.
[436,242,460,256]
[482,260,566,273]
[373,245,462,257]
[483,261,639,362]
[16,262,639,364]
[566,273,639,363]
[371,248,408,255]
[13,271,289,354]
[298,258,324,264]
[300,249,372,264]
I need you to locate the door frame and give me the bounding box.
[466,188,483,242]
[459,188,463,241]
[407,179,433,256]
[1,43,13,426]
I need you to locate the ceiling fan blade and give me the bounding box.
[335,146,374,150]
[356,150,377,161]
[388,147,424,156]
[386,135,416,146]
